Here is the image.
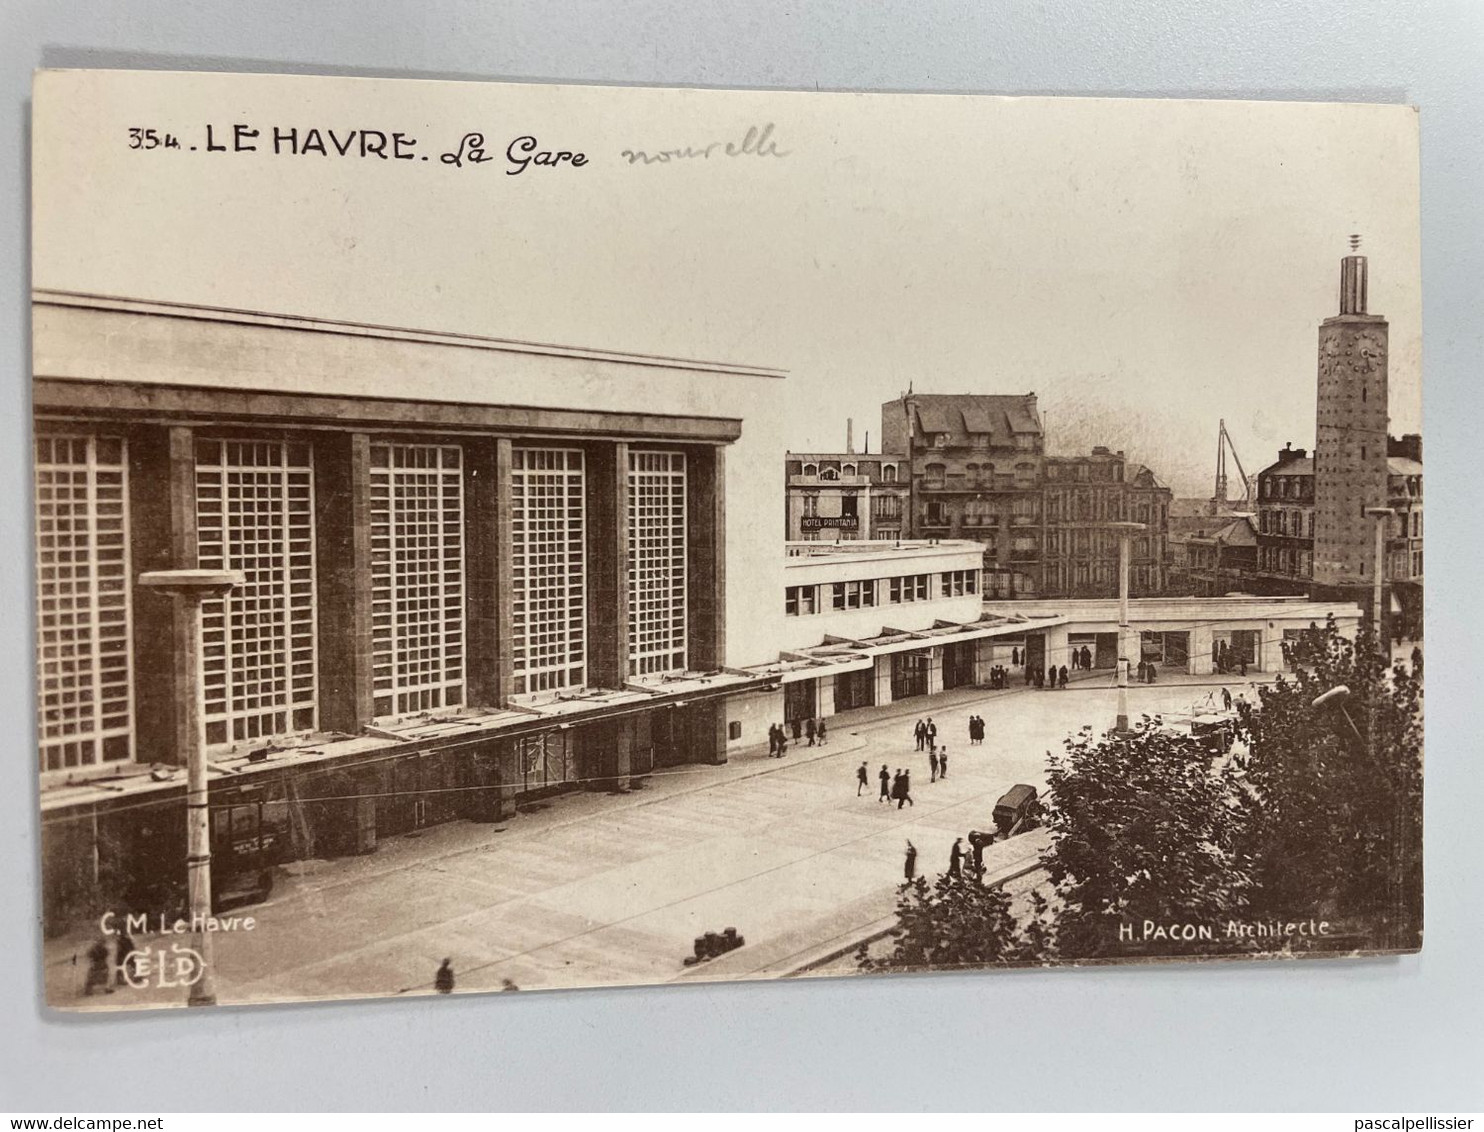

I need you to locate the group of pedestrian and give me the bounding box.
[903,833,993,883]
[967,714,987,745]
[1068,645,1094,670]
[870,763,915,808]
[912,716,938,752]
[82,920,139,996]
[768,716,828,757]
[1211,640,1248,676]
[1136,658,1159,683]
[928,747,949,782]
[1036,664,1069,689]
[987,664,1012,689]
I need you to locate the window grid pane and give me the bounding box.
[511,447,585,696]
[197,440,317,746]
[628,451,687,676]
[370,443,465,717]
[34,434,133,773]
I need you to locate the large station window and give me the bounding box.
[369,443,466,717]
[628,451,688,676]
[511,447,586,696]
[34,434,133,773]
[196,439,317,746]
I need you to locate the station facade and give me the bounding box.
[728,540,1065,746]
[982,596,1363,677]
[33,292,787,931]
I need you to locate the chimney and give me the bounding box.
[846,418,855,455]
[1339,234,1367,315]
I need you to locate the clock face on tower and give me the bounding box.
[1355,330,1386,375]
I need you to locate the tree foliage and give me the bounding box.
[1235,617,1423,952]
[860,617,1423,969]
[857,874,1048,973]
[1040,720,1254,960]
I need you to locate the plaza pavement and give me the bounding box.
[46,668,1275,1010]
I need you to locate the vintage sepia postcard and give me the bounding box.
[29,70,1422,1011]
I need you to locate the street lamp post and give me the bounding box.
[1366,506,1393,655]
[1313,683,1408,951]
[1109,521,1146,733]
[138,568,242,1007]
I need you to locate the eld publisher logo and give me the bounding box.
[120,942,205,990]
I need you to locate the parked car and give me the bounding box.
[992,784,1041,838]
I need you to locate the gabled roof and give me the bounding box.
[909,394,1041,444]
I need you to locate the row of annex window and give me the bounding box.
[1259,546,1314,579]
[1261,476,1315,501]
[1259,508,1315,538]
[784,569,978,617]
[35,432,691,774]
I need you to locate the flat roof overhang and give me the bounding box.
[34,377,744,446]
[39,670,776,815]
[747,613,1067,683]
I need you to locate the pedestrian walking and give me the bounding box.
[1222,687,1233,711]
[929,749,940,782]
[925,717,938,752]
[904,840,918,881]
[856,761,869,796]
[1047,664,1056,689]
[83,936,113,997]
[898,769,915,808]
[949,838,964,879]
[1011,646,1020,666]
[791,717,802,742]
[914,718,927,751]
[1147,662,1157,684]
[1058,665,1069,689]
[1238,656,1247,677]
[767,723,780,757]
[1024,664,1033,686]
[938,748,948,778]
[879,763,891,803]
[435,958,454,994]
[1082,646,1092,670]
[817,718,827,745]
[1412,645,1423,679]
[804,717,816,746]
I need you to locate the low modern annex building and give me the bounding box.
[32,291,788,932]
[727,540,1065,743]
[982,595,1363,677]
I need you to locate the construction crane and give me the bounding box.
[1213,419,1254,512]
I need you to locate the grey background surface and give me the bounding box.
[2,0,1481,1113]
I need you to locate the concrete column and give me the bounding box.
[587,442,630,689]
[688,700,728,765]
[925,646,944,696]
[315,433,374,732]
[687,446,726,671]
[130,425,197,766]
[817,675,837,719]
[1260,626,1286,673]
[465,438,512,708]
[1189,625,1215,676]
[874,654,894,706]
[1043,626,1070,675]
[974,638,995,684]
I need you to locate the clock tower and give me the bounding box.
[1312,242,1390,604]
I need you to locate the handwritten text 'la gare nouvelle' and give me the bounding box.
[126,123,788,173]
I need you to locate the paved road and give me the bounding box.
[48,671,1269,1008]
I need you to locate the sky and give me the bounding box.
[32,72,1422,497]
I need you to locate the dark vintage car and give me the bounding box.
[992,784,1042,838]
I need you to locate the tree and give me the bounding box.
[857,873,1048,973]
[1039,721,1255,960]
[1235,617,1423,952]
